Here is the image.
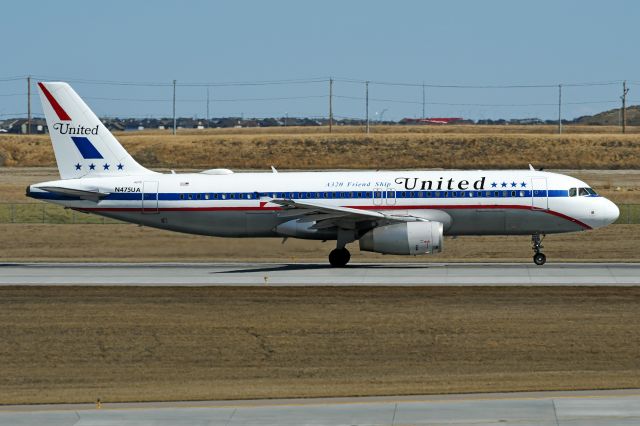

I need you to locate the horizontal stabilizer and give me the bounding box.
[39,186,110,202]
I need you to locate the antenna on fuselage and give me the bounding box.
[271,166,278,174]
[528,164,535,171]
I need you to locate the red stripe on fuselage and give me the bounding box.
[78,204,593,230]
[38,82,71,121]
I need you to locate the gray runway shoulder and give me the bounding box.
[1,390,639,426]
[0,262,639,285]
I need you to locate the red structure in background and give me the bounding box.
[400,117,464,125]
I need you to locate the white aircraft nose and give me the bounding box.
[602,199,620,226]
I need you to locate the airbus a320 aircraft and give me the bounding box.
[27,82,620,266]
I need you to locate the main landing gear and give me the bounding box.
[532,233,546,266]
[329,248,351,267]
[329,229,355,267]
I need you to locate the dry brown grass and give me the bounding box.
[2,125,640,169]
[0,223,639,262]
[1,286,639,404]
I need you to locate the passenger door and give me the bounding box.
[531,177,548,210]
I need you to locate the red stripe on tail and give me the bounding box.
[38,82,71,121]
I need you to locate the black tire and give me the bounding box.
[533,253,546,266]
[329,248,350,267]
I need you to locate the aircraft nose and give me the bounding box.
[601,199,619,226]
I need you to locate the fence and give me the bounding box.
[0,203,121,224]
[1,75,639,127]
[1,203,639,225]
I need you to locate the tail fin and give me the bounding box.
[37,82,152,179]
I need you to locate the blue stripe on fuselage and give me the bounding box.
[27,189,579,202]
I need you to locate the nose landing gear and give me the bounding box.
[532,233,546,265]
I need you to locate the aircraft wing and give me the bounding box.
[266,198,426,230]
[39,186,110,202]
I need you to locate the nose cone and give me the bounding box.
[602,199,620,226]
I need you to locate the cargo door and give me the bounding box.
[142,181,159,214]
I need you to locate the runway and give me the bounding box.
[1,389,639,425]
[1,262,639,285]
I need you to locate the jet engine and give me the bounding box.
[359,221,443,255]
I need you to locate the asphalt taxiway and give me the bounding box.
[1,389,639,425]
[0,262,639,285]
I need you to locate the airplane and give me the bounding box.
[27,82,620,266]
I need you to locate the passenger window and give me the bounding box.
[179,194,184,200]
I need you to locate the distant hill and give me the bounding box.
[573,105,640,126]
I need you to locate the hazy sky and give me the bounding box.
[1,0,638,121]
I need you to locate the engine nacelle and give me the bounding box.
[359,221,443,255]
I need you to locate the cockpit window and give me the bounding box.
[570,187,598,197]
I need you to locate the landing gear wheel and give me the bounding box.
[329,248,351,267]
[533,252,546,266]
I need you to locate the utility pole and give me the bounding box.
[557,84,562,134]
[365,81,369,134]
[422,82,426,119]
[621,80,629,134]
[329,77,333,133]
[172,80,177,135]
[27,76,31,135]
[206,87,210,128]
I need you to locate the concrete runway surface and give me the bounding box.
[0,262,639,285]
[1,390,639,425]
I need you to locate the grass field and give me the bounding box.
[1,224,639,262]
[1,286,639,404]
[3,125,640,170]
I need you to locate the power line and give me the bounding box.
[335,94,619,107]
[6,74,625,89]
[334,77,623,89]
[29,75,330,87]
[0,76,26,82]
[82,95,327,103]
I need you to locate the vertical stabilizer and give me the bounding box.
[38,82,153,179]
